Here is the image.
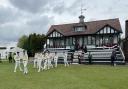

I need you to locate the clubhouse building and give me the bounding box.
[46,15,122,50]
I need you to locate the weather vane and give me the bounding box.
[80,1,86,15]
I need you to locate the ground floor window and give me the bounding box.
[88,36,91,45]
[84,37,87,45]
[46,34,120,48]
[91,36,95,45]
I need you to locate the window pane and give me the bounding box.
[100,29,103,34]
[107,27,111,33]
[75,27,85,32]
[49,39,53,46]
[88,36,91,44]
[104,27,107,33]
[111,29,114,33]
[58,32,60,37]
[91,37,95,45]
[84,37,87,45]
[53,32,55,37]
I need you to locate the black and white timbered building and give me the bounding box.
[46,15,122,50]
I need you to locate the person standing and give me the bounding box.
[78,53,82,64]
[43,53,48,70]
[47,52,53,69]
[63,52,69,67]
[111,49,117,66]
[54,52,58,67]
[12,53,15,63]
[70,53,73,64]
[33,53,38,68]
[88,52,92,64]
[37,53,44,72]
[22,50,28,74]
[14,52,23,72]
[8,52,12,63]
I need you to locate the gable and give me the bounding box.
[48,30,63,37]
[96,25,119,34]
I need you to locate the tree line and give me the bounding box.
[17,33,46,56]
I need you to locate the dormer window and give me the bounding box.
[74,26,85,32]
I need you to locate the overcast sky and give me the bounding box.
[0,0,128,43]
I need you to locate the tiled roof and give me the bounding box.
[47,18,122,36]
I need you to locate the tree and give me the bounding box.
[17,33,46,56]
[17,35,28,49]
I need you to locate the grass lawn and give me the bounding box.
[0,62,128,89]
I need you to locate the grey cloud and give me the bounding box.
[52,1,67,14]
[0,21,27,42]
[9,0,73,14]
[0,14,54,42]
[27,15,50,26]
[51,0,80,15]
[26,15,54,34]
[52,4,65,14]
[0,28,20,42]
[0,7,21,25]
[9,0,53,13]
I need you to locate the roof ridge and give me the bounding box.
[87,18,119,23]
[52,23,77,26]
[51,18,119,26]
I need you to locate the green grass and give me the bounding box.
[0,62,128,89]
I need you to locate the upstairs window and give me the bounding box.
[97,26,117,34]
[74,26,85,32]
[48,30,63,37]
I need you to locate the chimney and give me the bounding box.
[79,15,85,23]
[125,20,128,38]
